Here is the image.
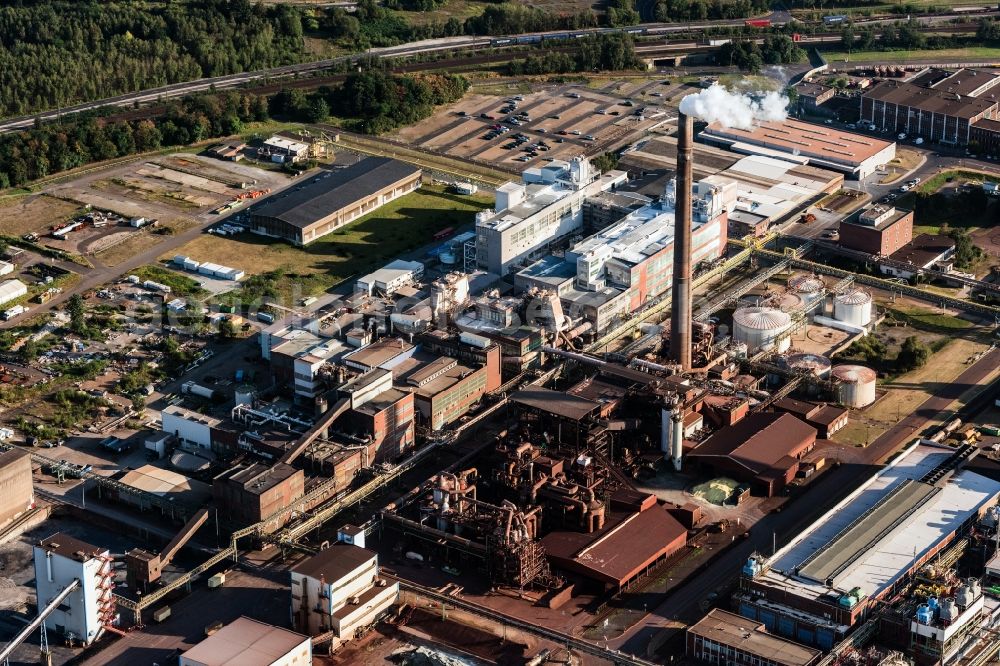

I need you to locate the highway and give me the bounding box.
[0,10,995,135]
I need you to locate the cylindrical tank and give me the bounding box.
[834,288,873,327]
[832,365,877,408]
[789,273,825,307]
[784,353,832,379]
[733,307,792,353]
[181,381,218,401]
[234,385,255,407]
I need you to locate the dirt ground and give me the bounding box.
[834,335,999,446]
[94,219,199,266]
[394,84,669,169]
[0,194,80,238]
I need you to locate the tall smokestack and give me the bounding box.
[671,112,693,372]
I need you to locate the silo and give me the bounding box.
[832,365,877,408]
[733,307,792,353]
[834,289,873,327]
[788,273,825,308]
[234,384,256,407]
[785,353,832,379]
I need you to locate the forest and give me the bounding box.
[0,0,306,119]
[0,70,467,189]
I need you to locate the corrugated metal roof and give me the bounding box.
[179,616,309,666]
[689,413,816,475]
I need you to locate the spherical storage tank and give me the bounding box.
[832,364,877,408]
[733,307,792,353]
[834,288,873,327]
[784,353,832,379]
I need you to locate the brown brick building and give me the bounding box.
[839,205,913,256]
[687,413,818,496]
[0,449,32,525]
[213,463,305,527]
[860,73,1000,145]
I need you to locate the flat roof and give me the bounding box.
[763,442,1000,600]
[343,338,414,370]
[180,616,308,666]
[542,504,686,585]
[291,542,375,581]
[702,118,894,167]
[689,609,821,666]
[926,68,1000,97]
[887,233,955,267]
[37,533,105,561]
[794,81,833,98]
[511,387,601,421]
[251,158,419,229]
[863,79,998,118]
[219,463,300,495]
[797,479,939,585]
[163,404,222,427]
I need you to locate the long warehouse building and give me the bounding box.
[735,441,1000,650]
[699,118,896,180]
[249,157,421,246]
[860,69,1000,146]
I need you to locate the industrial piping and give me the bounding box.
[671,112,694,371]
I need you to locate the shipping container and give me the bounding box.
[153,607,171,622]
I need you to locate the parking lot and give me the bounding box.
[394,83,670,167]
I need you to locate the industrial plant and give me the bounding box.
[1,61,1000,666]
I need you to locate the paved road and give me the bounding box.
[610,347,1000,658]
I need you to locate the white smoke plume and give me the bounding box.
[678,83,788,129]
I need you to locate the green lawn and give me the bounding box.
[168,184,493,306]
[822,47,1000,63]
[884,305,974,333]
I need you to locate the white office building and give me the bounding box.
[475,158,627,276]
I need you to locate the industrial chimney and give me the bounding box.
[670,112,694,371]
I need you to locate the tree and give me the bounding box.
[592,152,619,173]
[896,336,930,371]
[68,294,86,333]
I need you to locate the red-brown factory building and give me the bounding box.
[541,489,688,593]
[838,205,913,257]
[687,413,818,496]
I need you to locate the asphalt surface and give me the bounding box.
[611,347,1000,658]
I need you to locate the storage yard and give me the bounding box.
[395,85,671,168]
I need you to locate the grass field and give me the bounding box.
[880,148,923,184]
[166,184,492,304]
[0,195,81,237]
[823,47,1000,63]
[884,305,975,333]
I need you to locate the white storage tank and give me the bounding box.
[785,353,832,379]
[834,288,873,327]
[789,273,825,307]
[733,307,793,353]
[832,364,877,408]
